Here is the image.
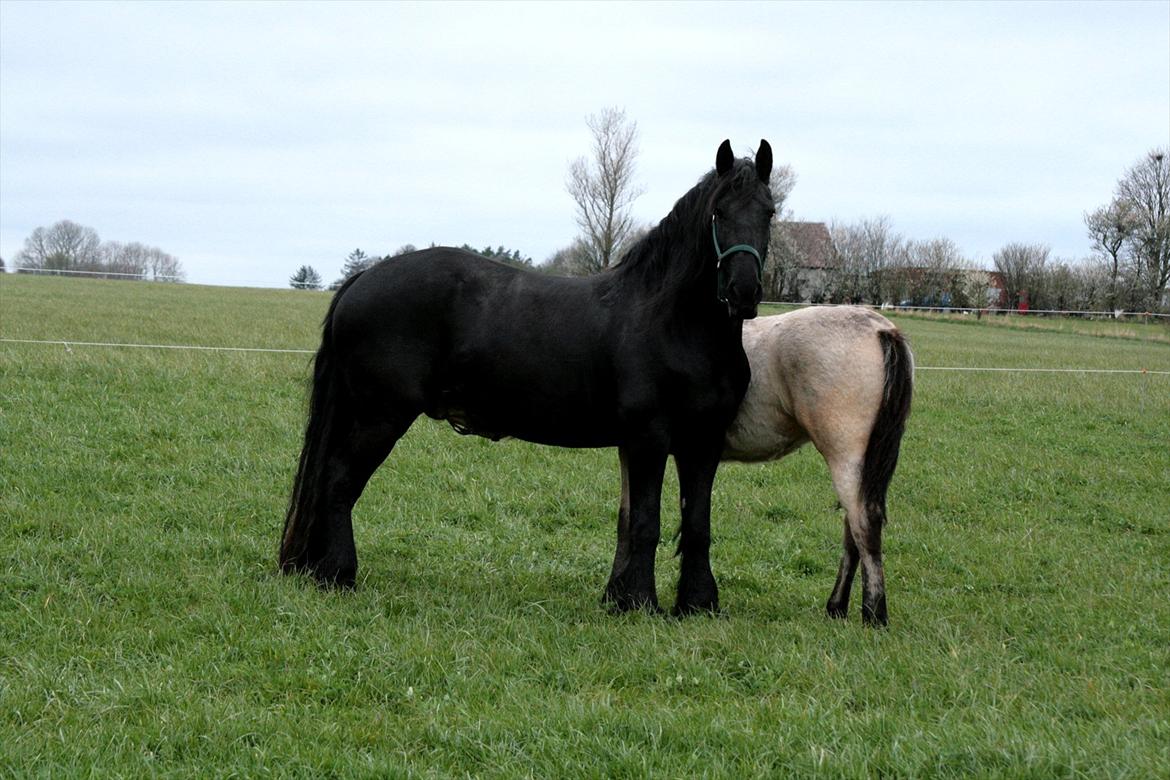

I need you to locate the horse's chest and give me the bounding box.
[620,341,748,421]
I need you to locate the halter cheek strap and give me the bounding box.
[712,215,764,303]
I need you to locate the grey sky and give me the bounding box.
[1,0,1167,287]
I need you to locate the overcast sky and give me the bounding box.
[1,1,1167,288]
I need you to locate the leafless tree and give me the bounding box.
[100,241,182,281]
[98,241,147,279]
[14,220,103,271]
[565,108,644,274]
[770,165,797,217]
[145,247,184,282]
[1116,149,1169,308]
[829,216,905,304]
[1085,200,1134,310]
[993,242,1050,309]
[891,237,966,306]
[12,220,184,281]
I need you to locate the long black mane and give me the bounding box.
[607,159,770,314]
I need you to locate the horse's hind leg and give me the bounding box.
[825,454,887,626]
[306,412,416,587]
[825,523,859,619]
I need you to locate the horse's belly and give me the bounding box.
[431,379,620,448]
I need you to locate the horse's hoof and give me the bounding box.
[861,599,888,627]
[826,600,849,619]
[602,588,661,614]
[311,558,357,590]
[671,600,719,618]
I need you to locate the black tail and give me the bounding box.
[860,329,914,526]
[279,273,363,572]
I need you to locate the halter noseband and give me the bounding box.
[712,215,764,303]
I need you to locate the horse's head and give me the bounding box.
[709,139,774,320]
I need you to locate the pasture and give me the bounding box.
[2,274,1168,777]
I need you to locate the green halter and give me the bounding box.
[712,215,764,303]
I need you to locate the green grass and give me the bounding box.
[758,303,1170,346]
[3,275,1169,777]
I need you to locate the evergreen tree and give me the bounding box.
[290,265,323,290]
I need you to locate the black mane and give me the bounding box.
[608,158,769,313]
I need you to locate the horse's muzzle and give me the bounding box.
[728,300,759,320]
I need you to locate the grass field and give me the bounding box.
[2,274,1168,777]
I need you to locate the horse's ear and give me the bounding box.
[716,139,734,176]
[756,139,773,183]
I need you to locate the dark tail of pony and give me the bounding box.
[279,272,363,573]
[860,329,914,527]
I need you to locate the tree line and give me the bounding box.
[302,107,1165,314]
[547,111,1168,312]
[8,219,185,282]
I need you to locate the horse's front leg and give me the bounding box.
[604,438,667,613]
[673,440,722,616]
[604,448,632,599]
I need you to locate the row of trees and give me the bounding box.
[289,108,1166,313]
[775,217,1158,312]
[9,219,185,281]
[763,149,1169,312]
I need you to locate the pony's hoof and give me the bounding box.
[861,599,888,627]
[826,600,849,619]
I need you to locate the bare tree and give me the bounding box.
[11,220,183,281]
[891,237,966,307]
[1116,149,1169,308]
[98,241,147,279]
[145,247,184,282]
[1085,200,1134,310]
[565,108,644,274]
[99,241,182,281]
[993,242,1050,309]
[770,165,797,217]
[14,220,103,271]
[829,216,904,304]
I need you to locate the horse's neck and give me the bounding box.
[656,234,732,327]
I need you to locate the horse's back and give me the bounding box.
[330,248,621,445]
[725,306,899,463]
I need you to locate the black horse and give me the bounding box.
[281,139,775,615]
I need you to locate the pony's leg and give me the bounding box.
[306,413,416,587]
[603,436,667,612]
[672,444,722,616]
[825,455,887,626]
[825,524,859,619]
[604,448,632,598]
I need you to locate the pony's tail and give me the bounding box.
[860,329,914,527]
[279,273,362,573]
